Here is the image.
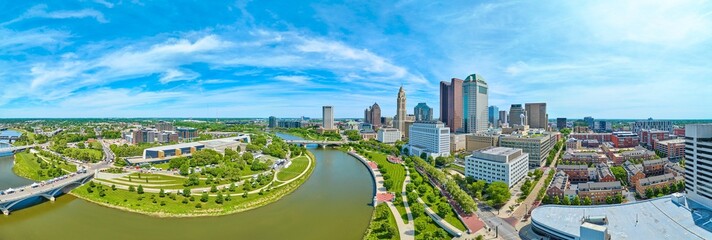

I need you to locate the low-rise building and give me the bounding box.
[499,132,558,168]
[177,127,198,140]
[566,138,581,150]
[611,131,639,148]
[557,165,590,183]
[562,151,608,165]
[642,158,666,176]
[577,181,623,204]
[594,164,616,182]
[622,161,645,187]
[546,171,570,199]
[635,173,683,198]
[450,133,468,152]
[360,130,377,140]
[569,133,612,143]
[377,128,401,144]
[640,129,669,148]
[466,134,499,151]
[654,139,685,160]
[465,147,529,188]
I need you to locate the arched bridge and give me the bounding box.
[0,172,94,215]
[284,140,350,148]
[0,144,38,154]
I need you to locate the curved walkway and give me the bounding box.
[349,151,414,240]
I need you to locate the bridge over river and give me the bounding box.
[0,171,94,215]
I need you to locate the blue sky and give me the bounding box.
[1,0,711,119]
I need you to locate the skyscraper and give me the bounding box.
[364,103,382,127]
[685,124,712,208]
[584,116,594,129]
[394,86,407,135]
[463,74,488,133]
[498,110,508,127]
[556,118,567,130]
[488,106,499,127]
[439,78,464,133]
[322,106,334,130]
[525,103,547,129]
[509,104,526,126]
[414,102,433,122]
[268,116,278,128]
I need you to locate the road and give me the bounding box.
[477,204,520,240]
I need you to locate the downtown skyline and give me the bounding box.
[1,1,711,119]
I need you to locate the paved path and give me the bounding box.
[349,152,414,240]
[401,166,415,234]
[417,167,484,234]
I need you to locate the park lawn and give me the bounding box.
[152,163,171,170]
[13,152,50,181]
[36,153,77,173]
[448,164,465,174]
[395,198,409,222]
[72,150,317,217]
[364,151,405,193]
[276,155,309,181]
[411,169,467,232]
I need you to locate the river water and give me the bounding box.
[0,133,373,240]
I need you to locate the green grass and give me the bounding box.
[152,163,171,170]
[72,150,317,217]
[13,152,48,181]
[99,173,240,190]
[362,151,405,193]
[276,155,309,181]
[394,196,409,222]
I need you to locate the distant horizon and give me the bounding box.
[2,117,712,121]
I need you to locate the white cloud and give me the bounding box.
[274,75,310,84]
[159,69,199,83]
[93,0,114,8]
[0,28,72,53]
[2,4,108,26]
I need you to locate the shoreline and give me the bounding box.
[70,151,316,218]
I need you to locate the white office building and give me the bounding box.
[465,147,529,188]
[377,128,401,144]
[685,124,712,209]
[632,120,673,134]
[408,121,450,158]
[322,106,334,130]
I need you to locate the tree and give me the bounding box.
[610,166,628,186]
[572,195,581,205]
[159,189,165,198]
[437,202,451,217]
[215,192,224,204]
[137,185,144,194]
[242,191,248,198]
[200,192,209,202]
[552,196,560,205]
[646,188,655,199]
[229,182,236,192]
[583,197,592,205]
[414,218,428,233]
[410,203,424,218]
[614,193,623,204]
[383,179,394,190]
[561,196,571,205]
[111,184,117,191]
[210,185,218,193]
[183,187,191,197]
[469,180,486,199]
[485,181,511,207]
[128,185,135,192]
[179,163,190,176]
[605,196,613,204]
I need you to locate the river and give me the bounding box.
[0,133,374,240]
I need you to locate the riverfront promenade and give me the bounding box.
[348,151,415,240]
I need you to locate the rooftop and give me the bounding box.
[145,142,205,151]
[480,147,521,156]
[532,196,712,240]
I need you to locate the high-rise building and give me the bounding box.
[632,119,673,134]
[439,78,464,133]
[407,121,450,158]
[584,116,594,129]
[556,118,567,130]
[498,110,508,127]
[685,124,712,208]
[414,102,433,122]
[176,127,197,140]
[525,103,547,129]
[322,106,334,130]
[500,133,558,168]
[156,121,174,132]
[268,116,278,128]
[394,86,407,136]
[509,104,526,126]
[488,106,499,127]
[463,74,488,133]
[364,103,382,127]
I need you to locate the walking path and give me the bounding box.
[348,151,414,240]
[511,145,563,225]
[401,166,415,234]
